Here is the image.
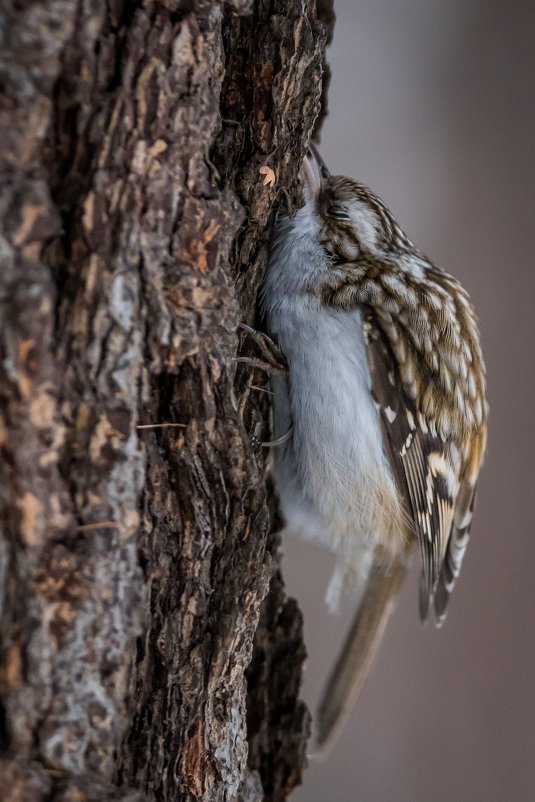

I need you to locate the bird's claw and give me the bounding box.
[238,323,289,376]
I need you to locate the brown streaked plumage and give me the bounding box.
[315,175,487,621]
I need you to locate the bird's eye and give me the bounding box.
[326,205,351,222]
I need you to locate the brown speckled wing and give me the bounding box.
[365,312,460,621]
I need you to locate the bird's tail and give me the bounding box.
[315,557,407,751]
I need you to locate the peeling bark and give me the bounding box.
[0,1,334,800]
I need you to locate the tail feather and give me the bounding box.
[315,558,407,750]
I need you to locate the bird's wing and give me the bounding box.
[365,313,462,620]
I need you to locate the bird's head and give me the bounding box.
[301,148,416,264]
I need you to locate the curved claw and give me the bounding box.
[237,323,289,375]
[234,356,288,376]
[261,426,293,448]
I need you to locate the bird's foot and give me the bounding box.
[236,323,289,376]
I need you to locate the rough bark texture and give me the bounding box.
[0,1,334,800]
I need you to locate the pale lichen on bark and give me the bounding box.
[0,1,334,800]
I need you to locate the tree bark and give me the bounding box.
[0,1,333,799]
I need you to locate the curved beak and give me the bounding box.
[309,142,330,179]
[301,143,330,199]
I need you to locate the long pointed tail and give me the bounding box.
[315,558,407,750]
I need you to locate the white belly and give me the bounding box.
[267,300,403,607]
[261,207,404,606]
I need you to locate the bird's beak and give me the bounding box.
[301,143,330,199]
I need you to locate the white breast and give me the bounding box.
[261,206,404,608]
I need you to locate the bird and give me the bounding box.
[257,145,488,749]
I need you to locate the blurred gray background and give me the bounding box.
[283,1,535,800]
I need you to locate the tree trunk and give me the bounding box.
[0,1,334,800]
